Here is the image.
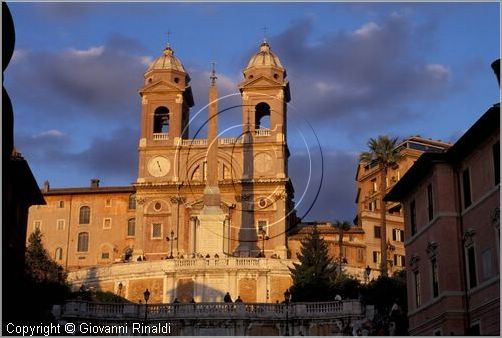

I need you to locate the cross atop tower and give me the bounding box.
[262,26,268,43]
[166,30,172,48]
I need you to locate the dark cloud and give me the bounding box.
[7,34,147,124]
[32,3,95,21]
[289,148,358,222]
[267,14,451,133]
[16,126,139,187]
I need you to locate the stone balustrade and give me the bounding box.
[55,300,363,321]
[254,129,271,137]
[152,133,169,141]
[68,257,294,282]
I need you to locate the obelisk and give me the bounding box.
[196,64,227,256]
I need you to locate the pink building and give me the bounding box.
[386,61,500,335]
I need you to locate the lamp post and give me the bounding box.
[259,227,269,257]
[284,289,291,336]
[166,230,177,259]
[364,265,371,284]
[143,289,150,323]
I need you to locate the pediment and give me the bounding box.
[240,75,283,88]
[139,80,182,93]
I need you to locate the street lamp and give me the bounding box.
[259,227,269,257]
[364,265,371,284]
[166,230,178,259]
[143,289,150,323]
[284,289,291,336]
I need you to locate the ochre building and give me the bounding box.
[27,41,297,303]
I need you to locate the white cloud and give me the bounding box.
[66,46,105,58]
[315,81,336,94]
[353,22,382,38]
[33,129,66,138]
[139,56,153,67]
[426,63,450,80]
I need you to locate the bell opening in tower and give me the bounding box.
[153,106,169,134]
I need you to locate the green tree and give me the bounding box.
[360,136,403,276]
[332,220,351,274]
[25,228,67,284]
[331,274,361,300]
[289,226,336,302]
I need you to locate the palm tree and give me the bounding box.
[360,136,403,276]
[332,220,351,275]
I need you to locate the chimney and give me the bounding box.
[90,178,100,189]
[43,180,50,193]
[491,59,500,86]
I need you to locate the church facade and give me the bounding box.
[27,41,299,303]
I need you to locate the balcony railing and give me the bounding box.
[255,129,271,137]
[55,300,363,321]
[152,133,169,141]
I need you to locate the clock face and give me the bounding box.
[147,156,171,177]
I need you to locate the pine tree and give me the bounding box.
[25,228,67,284]
[289,226,336,302]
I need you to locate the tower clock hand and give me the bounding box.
[157,160,162,172]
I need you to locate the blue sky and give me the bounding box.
[5,2,500,221]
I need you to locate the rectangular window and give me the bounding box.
[127,219,136,237]
[482,249,493,279]
[77,232,89,252]
[469,323,480,335]
[57,219,65,231]
[493,141,500,185]
[33,220,42,231]
[105,199,111,207]
[414,271,421,307]
[101,252,110,259]
[371,179,377,193]
[152,223,162,239]
[357,248,364,262]
[462,168,472,208]
[342,246,348,258]
[372,251,381,264]
[467,246,477,288]
[103,218,112,229]
[392,229,404,242]
[431,258,439,298]
[394,254,405,267]
[427,184,434,221]
[368,200,377,211]
[57,200,64,208]
[349,234,354,242]
[374,226,381,239]
[410,200,417,235]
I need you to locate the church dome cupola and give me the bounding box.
[243,41,287,82]
[148,45,187,73]
[144,44,191,86]
[246,41,284,70]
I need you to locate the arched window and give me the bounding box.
[153,106,169,133]
[79,206,90,224]
[77,232,89,252]
[128,193,136,210]
[127,218,136,237]
[55,247,63,261]
[255,102,271,129]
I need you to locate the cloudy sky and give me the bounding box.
[5,2,500,222]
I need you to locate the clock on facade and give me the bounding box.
[147,156,171,177]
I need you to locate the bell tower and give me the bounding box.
[235,40,292,258]
[239,40,291,179]
[137,43,194,183]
